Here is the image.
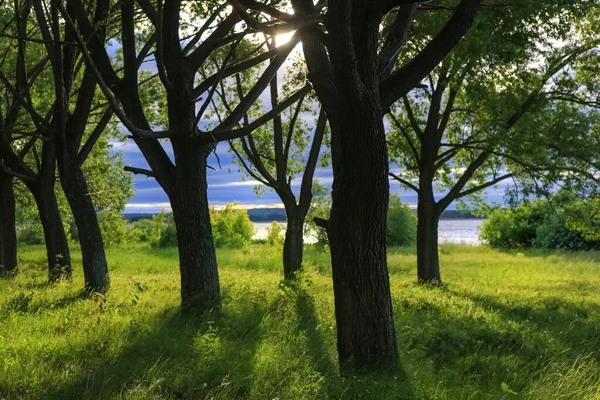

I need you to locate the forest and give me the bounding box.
[1,0,600,398]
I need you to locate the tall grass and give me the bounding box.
[0,244,598,399]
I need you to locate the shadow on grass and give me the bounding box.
[291,288,416,398]
[295,294,336,373]
[33,285,418,399]
[449,290,600,360]
[40,302,266,399]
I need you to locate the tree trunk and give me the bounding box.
[327,104,398,368]
[31,186,72,281]
[283,210,304,279]
[58,157,109,291]
[170,139,220,310]
[416,197,441,284]
[0,174,17,275]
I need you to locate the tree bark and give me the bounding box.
[416,197,441,284]
[328,103,398,368]
[289,0,398,368]
[30,184,72,281]
[27,140,72,281]
[170,138,220,310]
[282,209,304,279]
[57,156,109,291]
[0,173,17,275]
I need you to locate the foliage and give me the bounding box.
[480,192,600,250]
[304,181,331,246]
[130,211,176,248]
[386,194,417,247]
[388,3,600,218]
[96,211,140,246]
[266,221,284,245]
[1,244,599,399]
[14,182,72,245]
[210,203,254,249]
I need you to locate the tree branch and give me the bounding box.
[124,166,155,178]
[455,173,513,200]
[389,172,419,193]
[205,84,311,143]
[380,0,483,109]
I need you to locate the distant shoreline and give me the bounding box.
[124,208,486,223]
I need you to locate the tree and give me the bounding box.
[0,2,72,281]
[221,44,328,278]
[236,0,483,368]
[64,0,306,309]
[0,166,17,275]
[389,12,600,283]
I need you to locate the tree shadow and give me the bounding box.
[447,289,600,361]
[294,291,416,399]
[39,300,266,399]
[295,293,336,373]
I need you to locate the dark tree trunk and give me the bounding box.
[0,174,17,275]
[417,120,443,284]
[327,104,398,368]
[31,185,72,281]
[283,210,304,279]
[170,139,220,310]
[290,1,398,368]
[416,197,441,284]
[57,155,109,291]
[28,140,72,281]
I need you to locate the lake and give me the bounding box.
[253,218,484,245]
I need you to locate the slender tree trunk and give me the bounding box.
[0,174,17,275]
[416,196,441,284]
[31,185,72,281]
[58,156,109,291]
[417,131,442,284]
[283,209,304,279]
[327,103,398,368]
[170,138,220,310]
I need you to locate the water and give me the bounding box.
[253,219,484,245]
[437,219,483,245]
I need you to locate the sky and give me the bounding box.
[113,137,509,214]
[114,32,510,214]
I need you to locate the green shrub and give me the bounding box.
[480,192,600,250]
[266,221,284,245]
[305,182,331,246]
[479,205,543,249]
[210,203,253,248]
[17,224,45,245]
[131,210,177,248]
[97,211,140,245]
[386,194,417,247]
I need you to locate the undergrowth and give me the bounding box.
[0,244,598,399]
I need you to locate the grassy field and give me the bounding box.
[0,243,599,399]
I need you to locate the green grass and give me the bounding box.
[0,243,599,399]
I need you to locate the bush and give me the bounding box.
[17,224,44,245]
[210,203,254,249]
[96,211,140,245]
[305,182,331,246]
[479,204,543,249]
[266,221,284,245]
[480,193,600,250]
[131,210,177,248]
[386,194,417,247]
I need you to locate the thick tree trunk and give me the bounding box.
[31,186,72,281]
[170,139,220,310]
[282,211,304,279]
[327,104,398,368]
[58,158,109,291]
[0,174,17,275]
[416,197,441,284]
